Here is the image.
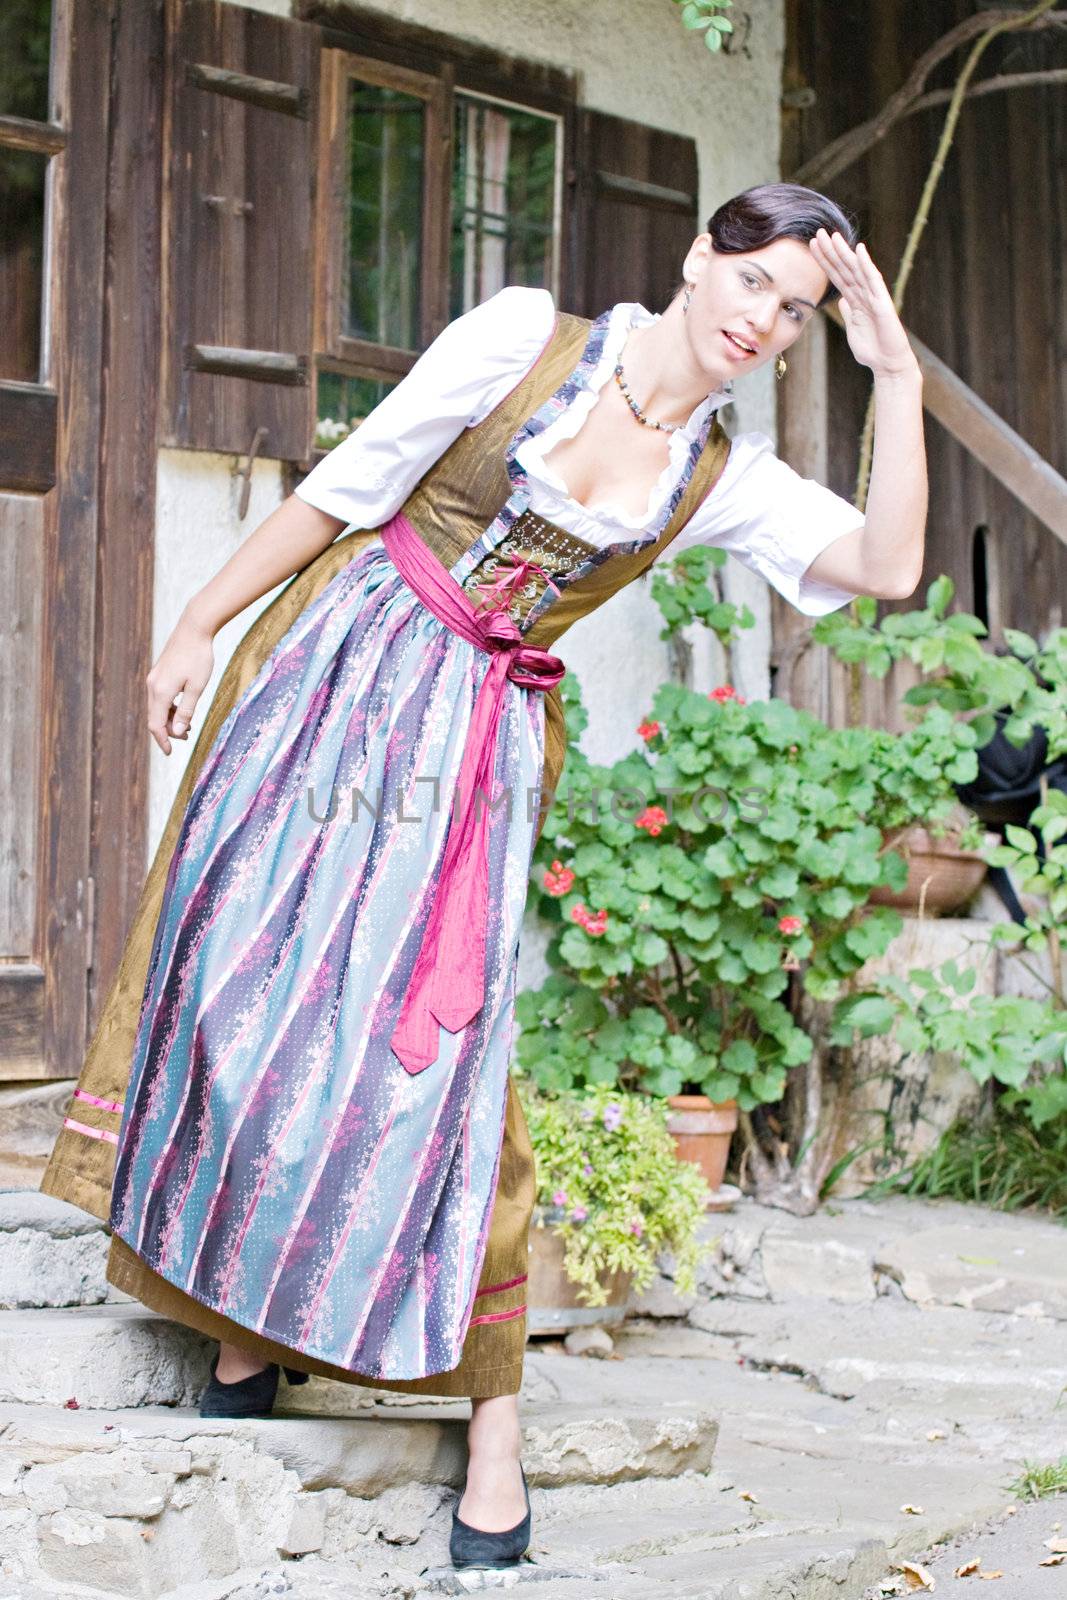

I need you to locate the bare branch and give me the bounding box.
[908,65,1067,116]
[790,8,1067,187]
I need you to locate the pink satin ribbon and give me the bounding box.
[380,513,566,1074]
[470,550,562,616]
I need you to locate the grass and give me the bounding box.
[1007,1457,1067,1501]
[865,1104,1067,1218]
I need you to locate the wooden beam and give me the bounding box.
[89,0,166,1028]
[823,302,1067,542]
[0,112,67,154]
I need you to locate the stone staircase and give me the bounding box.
[0,1190,720,1599]
[4,1188,1067,1600]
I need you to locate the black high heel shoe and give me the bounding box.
[449,1463,531,1569]
[198,1353,311,1418]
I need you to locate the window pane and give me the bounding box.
[0,0,53,123]
[316,370,396,449]
[0,147,47,382]
[450,95,559,318]
[345,80,424,351]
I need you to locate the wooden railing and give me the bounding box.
[824,301,1067,542]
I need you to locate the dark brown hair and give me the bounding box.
[706,183,859,305]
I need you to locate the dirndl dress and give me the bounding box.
[107,514,556,1383]
[45,301,733,1394]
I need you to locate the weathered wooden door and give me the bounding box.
[0,0,112,1126]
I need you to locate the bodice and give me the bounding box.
[397,311,732,653]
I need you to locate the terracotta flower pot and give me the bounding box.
[525,1211,632,1336]
[666,1094,738,1198]
[868,823,994,914]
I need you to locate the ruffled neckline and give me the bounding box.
[514,301,733,538]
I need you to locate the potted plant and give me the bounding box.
[866,807,993,913]
[663,1090,738,1196]
[518,1081,713,1331]
[834,789,1067,1172]
[519,659,979,1214]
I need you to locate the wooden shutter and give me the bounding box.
[566,110,699,318]
[161,0,320,460]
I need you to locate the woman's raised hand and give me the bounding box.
[808,228,917,378]
[146,620,215,755]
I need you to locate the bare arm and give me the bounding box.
[802,230,927,602]
[147,494,346,755]
[182,493,347,635]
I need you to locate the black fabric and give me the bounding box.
[954,710,1067,924]
[956,713,1067,824]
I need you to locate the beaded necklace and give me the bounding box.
[612,359,684,434]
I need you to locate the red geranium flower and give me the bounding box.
[571,902,608,936]
[777,915,804,936]
[543,859,575,897]
[637,719,661,742]
[635,805,668,837]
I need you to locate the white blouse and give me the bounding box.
[294,286,862,616]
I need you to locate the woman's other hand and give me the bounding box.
[808,229,917,378]
[146,619,214,755]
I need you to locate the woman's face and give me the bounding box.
[681,232,830,379]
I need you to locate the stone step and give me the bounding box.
[636,1193,1067,1321]
[0,1345,719,1600]
[0,1307,718,1475]
[0,1189,127,1311]
[0,1305,209,1409]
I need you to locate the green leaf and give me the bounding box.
[740,936,783,974]
[749,1069,785,1103]
[817,887,855,919]
[926,574,954,617]
[634,931,670,967]
[839,995,896,1036]
[1022,1074,1067,1128]
[700,1070,740,1101]
[757,863,800,898]
[721,1038,758,1075]
[1004,628,1038,659]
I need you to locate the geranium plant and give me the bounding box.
[519,663,979,1211]
[518,1080,713,1305]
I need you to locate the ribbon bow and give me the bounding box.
[470,549,562,618]
[380,515,566,1074]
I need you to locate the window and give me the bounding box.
[314,48,564,446]
[0,0,57,384]
[450,92,561,319]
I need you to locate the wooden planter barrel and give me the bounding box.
[526,1211,632,1336]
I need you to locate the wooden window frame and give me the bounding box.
[306,7,577,427]
[0,2,66,493]
[315,50,451,387]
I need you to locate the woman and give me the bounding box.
[42,183,925,1570]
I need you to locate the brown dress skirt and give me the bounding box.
[39,526,547,1398]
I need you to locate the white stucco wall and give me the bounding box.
[150,0,785,860]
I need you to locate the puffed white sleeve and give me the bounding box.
[292,285,557,529]
[678,432,863,616]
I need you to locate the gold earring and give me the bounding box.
[775,354,787,380]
